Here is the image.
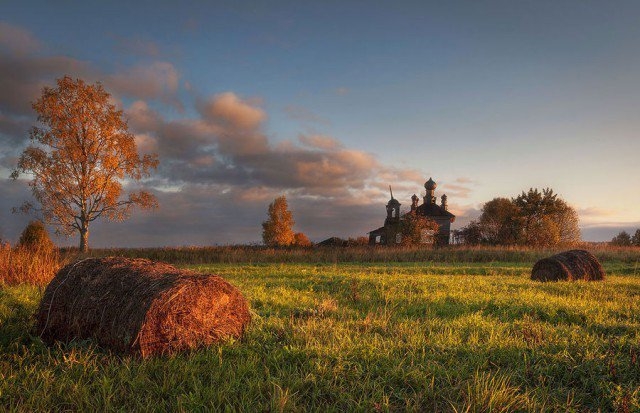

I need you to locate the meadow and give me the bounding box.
[1,247,639,411]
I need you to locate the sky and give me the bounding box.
[1,1,639,247]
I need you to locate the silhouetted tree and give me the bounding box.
[611,231,632,246]
[455,220,483,245]
[632,229,640,247]
[11,76,158,252]
[262,196,295,247]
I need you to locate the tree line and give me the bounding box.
[456,188,581,247]
[610,229,640,247]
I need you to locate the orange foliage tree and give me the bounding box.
[262,196,295,247]
[11,76,158,252]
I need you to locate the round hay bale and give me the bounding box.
[531,249,605,282]
[35,257,251,357]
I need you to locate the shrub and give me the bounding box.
[17,220,56,253]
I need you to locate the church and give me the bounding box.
[368,178,455,246]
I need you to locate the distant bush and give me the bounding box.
[17,220,56,253]
[294,232,312,247]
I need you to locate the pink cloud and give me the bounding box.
[198,92,266,130]
[298,134,342,151]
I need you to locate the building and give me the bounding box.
[368,177,455,245]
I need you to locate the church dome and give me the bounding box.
[424,177,436,190]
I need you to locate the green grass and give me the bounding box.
[2,261,640,411]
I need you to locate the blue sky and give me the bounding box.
[1,1,639,246]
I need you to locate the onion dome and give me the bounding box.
[424,177,436,190]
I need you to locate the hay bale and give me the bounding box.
[531,249,605,282]
[35,257,250,357]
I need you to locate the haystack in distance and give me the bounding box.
[35,257,251,357]
[531,250,605,282]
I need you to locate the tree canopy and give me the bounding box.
[17,220,55,253]
[459,188,581,247]
[11,76,158,252]
[611,231,632,246]
[262,196,295,247]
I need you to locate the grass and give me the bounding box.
[0,245,62,287]
[2,256,640,411]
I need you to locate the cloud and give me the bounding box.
[298,134,342,150]
[335,87,349,96]
[106,62,181,108]
[577,206,617,218]
[197,92,266,130]
[441,183,473,198]
[0,21,40,54]
[0,53,92,116]
[0,22,442,246]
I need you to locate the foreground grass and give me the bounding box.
[2,261,640,411]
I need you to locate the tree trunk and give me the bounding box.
[79,223,89,253]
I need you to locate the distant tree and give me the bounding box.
[478,197,521,245]
[611,231,632,246]
[293,232,312,247]
[553,201,581,245]
[456,220,484,245]
[262,196,295,247]
[458,188,580,247]
[632,229,640,247]
[17,220,55,253]
[399,212,440,246]
[11,76,158,252]
[511,188,580,246]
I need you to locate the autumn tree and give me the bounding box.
[262,196,295,247]
[17,220,55,253]
[513,188,580,246]
[459,188,580,247]
[11,76,158,252]
[293,232,312,247]
[478,197,520,245]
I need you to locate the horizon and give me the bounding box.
[1,1,639,247]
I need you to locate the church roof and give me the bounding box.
[424,177,437,190]
[415,202,456,220]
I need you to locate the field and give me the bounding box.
[1,247,640,411]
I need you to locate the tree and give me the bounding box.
[632,229,640,247]
[478,197,521,245]
[399,212,440,245]
[512,188,580,247]
[293,232,312,247]
[458,187,580,247]
[262,196,295,247]
[455,220,483,245]
[11,76,158,252]
[611,231,632,246]
[17,220,55,253]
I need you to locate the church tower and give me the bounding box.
[424,177,436,205]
